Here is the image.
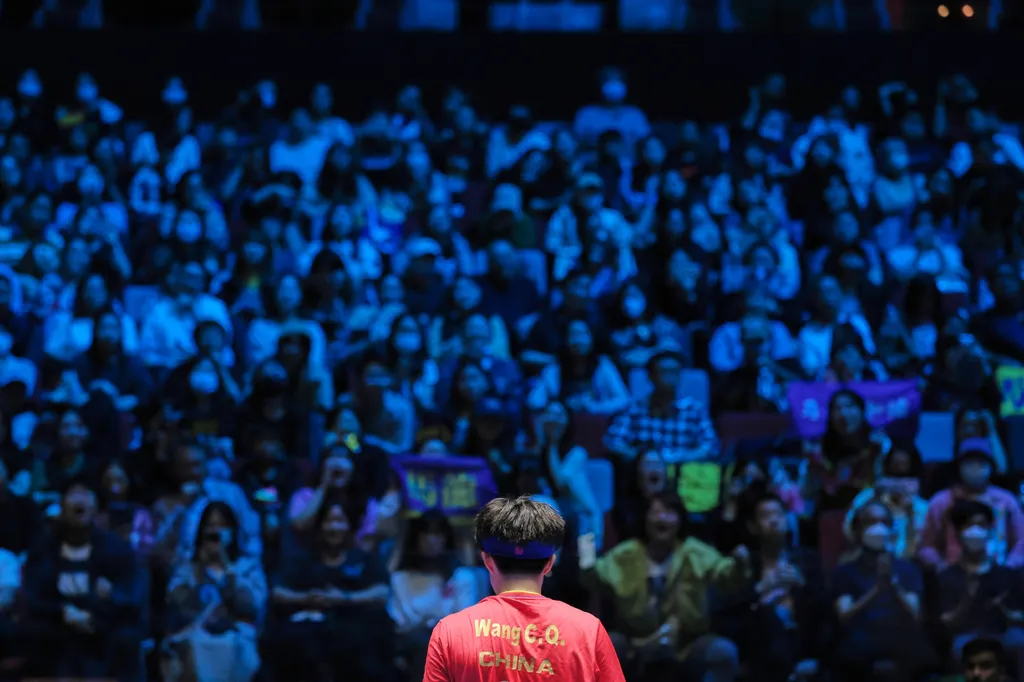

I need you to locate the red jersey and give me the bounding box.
[423,591,625,682]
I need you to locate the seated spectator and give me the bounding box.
[343,351,415,454]
[287,443,385,549]
[154,440,262,563]
[607,282,678,370]
[715,492,825,682]
[44,272,140,362]
[844,442,928,560]
[23,479,143,680]
[270,499,394,682]
[937,500,1024,660]
[96,458,155,554]
[30,406,102,502]
[830,500,935,682]
[539,317,629,415]
[579,492,746,682]
[604,349,718,465]
[163,500,265,682]
[803,388,887,511]
[388,511,481,677]
[71,307,152,412]
[918,439,1024,569]
[955,407,1009,474]
[962,636,1013,682]
[517,400,604,547]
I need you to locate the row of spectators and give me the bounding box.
[0,62,1023,682]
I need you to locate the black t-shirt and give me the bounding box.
[279,547,388,605]
[937,564,1023,637]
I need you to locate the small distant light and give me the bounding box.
[938,4,949,16]
[962,3,974,16]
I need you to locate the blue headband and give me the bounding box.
[481,538,557,560]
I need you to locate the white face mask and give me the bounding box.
[257,83,276,109]
[961,525,990,553]
[190,369,220,395]
[601,80,627,104]
[862,523,890,551]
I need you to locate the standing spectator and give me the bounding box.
[573,68,651,151]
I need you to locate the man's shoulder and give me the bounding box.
[440,596,602,631]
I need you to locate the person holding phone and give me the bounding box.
[424,496,625,682]
[164,500,266,682]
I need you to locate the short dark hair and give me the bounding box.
[475,496,565,575]
[950,499,995,531]
[962,636,1005,668]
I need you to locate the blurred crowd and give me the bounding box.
[0,63,1023,682]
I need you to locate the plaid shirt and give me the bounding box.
[604,397,719,463]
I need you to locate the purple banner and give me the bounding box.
[787,380,922,439]
[390,455,498,516]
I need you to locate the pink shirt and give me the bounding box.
[287,487,379,540]
[917,485,1024,568]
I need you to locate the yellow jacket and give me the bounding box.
[583,537,747,645]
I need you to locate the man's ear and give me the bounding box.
[541,554,556,577]
[481,552,495,573]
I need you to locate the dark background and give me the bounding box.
[1,32,1023,122]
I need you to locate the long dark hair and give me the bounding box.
[395,510,458,580]
[821,389,871,462]
[194,500,240,562]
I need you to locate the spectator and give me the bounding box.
[579,492,746,682]
[844,442,928,560]
[830,499,935,682]
[23,479,142,680]
[604,349,718,464]
[715,491,825,682]
[96,458,155,554]
[388,511,481,676]
[936,499,1024,659]
[270,499,393,682]
[962,636,1013,682]
[539,317,630,415]
[163,500,265,682]
[919,438,1024,569]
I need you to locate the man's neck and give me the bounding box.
[497,576,544,595]
[62,526,91,547]
[650,389,674,409]
[647,540,676,563]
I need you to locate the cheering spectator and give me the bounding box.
[714,492,825,682]
[831,499,935,682]
[23,479,143,680]
[579,492,747,682]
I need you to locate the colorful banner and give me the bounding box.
[997,366,1024,417]
[390,455,498,517]
[786,380,922,439]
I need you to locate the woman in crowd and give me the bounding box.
[579,492,747,682]
[389,511,481,678]
[270,499,394,682]
[163,500,266,682]
[844,442,928,560]
[97,458,155,554]
[540,317,630,415]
